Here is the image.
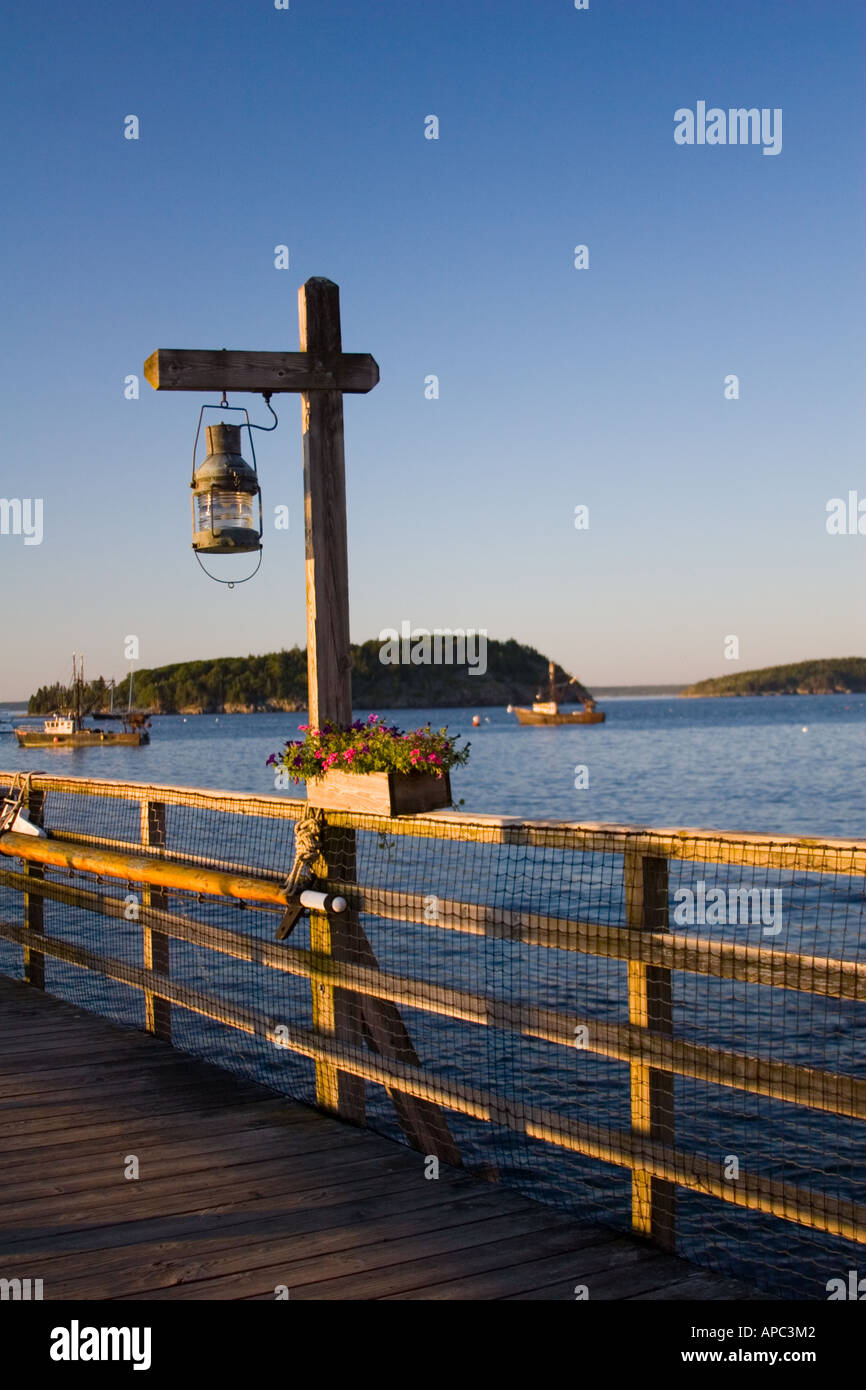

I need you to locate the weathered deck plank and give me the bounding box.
[0,976,762,1300]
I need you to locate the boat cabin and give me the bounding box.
[44,716,75,735]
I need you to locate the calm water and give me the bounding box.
[3,693,866,836]
[2,694,865,1298]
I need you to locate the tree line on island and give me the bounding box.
[681,657,866,697]
[27,652,866,716]
[27,640,581,715]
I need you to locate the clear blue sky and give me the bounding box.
[1,0,863,698]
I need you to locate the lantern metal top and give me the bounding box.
[194,423,260,495]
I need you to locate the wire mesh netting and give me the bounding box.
[0,774,864,1299]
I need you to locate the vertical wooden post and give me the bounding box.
[22,787,45,989]
[297,278,460,1163]
[625,847,676,1249]
[140,799,171,1040]
[300,278,353,733]
[300,277,367,1123]
[307,834,367,1124]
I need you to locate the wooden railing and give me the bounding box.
[1,771,865,1255]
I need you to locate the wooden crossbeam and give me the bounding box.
[143,348,379,394]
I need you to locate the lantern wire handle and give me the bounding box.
[194,549,263,589]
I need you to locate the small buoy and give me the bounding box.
[802,727,808,733]
[506,705,513,714]
[472,715,481,727]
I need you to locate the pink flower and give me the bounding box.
[324,752,339,767]
[427,752,441,764]
[367,713,379,723]
[343,748,355,762]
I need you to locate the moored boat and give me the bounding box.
[15,717,149,747]
[513,662,606,726]
[513,703,605,726]
[14,656,150,748]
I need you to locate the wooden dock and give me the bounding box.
[0,976,757,1301]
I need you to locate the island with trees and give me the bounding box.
[681,657,866,698]
[28,639,588,715]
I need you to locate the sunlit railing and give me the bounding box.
[1,770,864,1272]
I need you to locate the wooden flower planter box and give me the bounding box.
[306,769,452,816]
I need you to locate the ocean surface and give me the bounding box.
[1,694,865,1299]
[2,692,866,837]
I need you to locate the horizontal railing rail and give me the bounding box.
[4,770,866,872]
[1,769,864,1264]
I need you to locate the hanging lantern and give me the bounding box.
[189,398,277,584]
[191,421,262,555]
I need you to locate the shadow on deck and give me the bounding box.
[0,976,763,1301]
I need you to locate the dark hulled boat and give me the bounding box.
[15,656,150,748]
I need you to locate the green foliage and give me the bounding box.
[29,676,109,715]
[269,714,471,782]
[682,658,866,697]
[29,640,576,713]
[111,649,309,714]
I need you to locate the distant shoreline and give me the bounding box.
[10,686,866,714]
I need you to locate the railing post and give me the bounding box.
[308,820,366,1123]
[140,799,171,1040]
[624,846,676,1250]
[22,786,45,989]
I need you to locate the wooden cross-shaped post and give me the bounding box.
[144,279,460,1164]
